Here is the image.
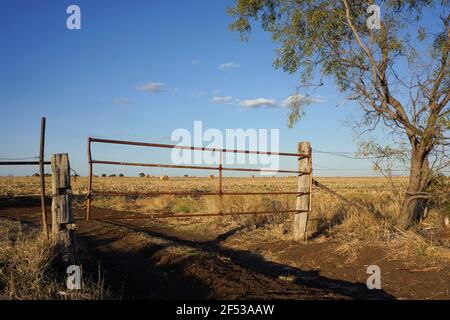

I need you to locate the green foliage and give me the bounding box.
[228,0,448,129]
[287,93,311,128]
[358,140,409,176]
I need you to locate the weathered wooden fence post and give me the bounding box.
[51,153,77,265]
[293,142,311,242]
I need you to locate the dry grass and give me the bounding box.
[0,220,57,299]
[0,219,107,300]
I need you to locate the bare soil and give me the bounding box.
[1,197,449,300]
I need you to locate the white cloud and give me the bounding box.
[209,94,325,109]
[210,96,233,104]
[113,98,130,105]
[218,62,241,70]
[239,98,277,108]
[136,82,166,93]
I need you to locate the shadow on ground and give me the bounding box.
[77,218,395,300]
[0,196,46,209]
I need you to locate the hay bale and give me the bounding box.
[160,175,169,181]
[208,175,215,179]
[145,174,152,178]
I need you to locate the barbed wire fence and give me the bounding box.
[2,148,449,176]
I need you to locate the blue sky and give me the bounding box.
[0,0,429,177]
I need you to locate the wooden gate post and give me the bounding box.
[51,153,77,265]
[293,142,311,242]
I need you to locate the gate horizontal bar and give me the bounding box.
[92,190,311,197]
[93,209,311,220]
[0,161,50,166]
[91,160,310,175]
[89,137,309,158]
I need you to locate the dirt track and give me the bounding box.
[1,198,449,300]
[76,214,392,299]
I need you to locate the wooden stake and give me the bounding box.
[39,117,49,239]
[293,142,311,242]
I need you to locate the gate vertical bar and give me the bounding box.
[219,150,223,215]
[39,117,49,239]
[86,137,93,220]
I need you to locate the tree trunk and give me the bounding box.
[397,146,430,229]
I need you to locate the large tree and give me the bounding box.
[228,0,449,229]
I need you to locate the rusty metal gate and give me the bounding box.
[86,137,312,220]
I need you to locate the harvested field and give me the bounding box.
[1,176,449,299]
